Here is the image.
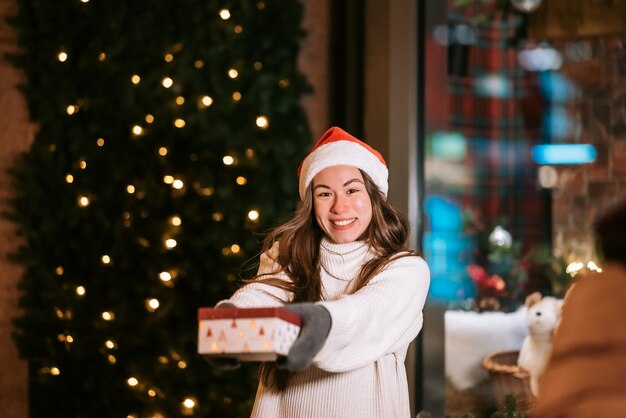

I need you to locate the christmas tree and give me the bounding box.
[5,1,311,417]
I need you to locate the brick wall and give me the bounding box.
[0,0,33,416]
[551,38,626,263]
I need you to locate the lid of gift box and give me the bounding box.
[198,307,301,326]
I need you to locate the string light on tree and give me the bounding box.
[219,9,231,20]
[65,174,74,183]
[174,118,186,128]
[131,75,141,85]
[66,105,78,115]
[145,298,160,312]
[101,311,115,321]
[199,95,213,108]
[162,77,173,88]
[256,115,269,129]
[181,397,197,416]
[247,210,260,222]
[77,195,90,207]
[164,239,177,249]
[228,69,238,79]
[172,179,184,189]
[57,50,68,62]
[75,286,86,296]
[132,125,144,136]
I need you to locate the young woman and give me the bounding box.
[216,127,430,418]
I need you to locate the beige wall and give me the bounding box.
[0,0,33,416]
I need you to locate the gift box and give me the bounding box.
[198,307,301,361]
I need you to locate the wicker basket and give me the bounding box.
[482,350,534,413]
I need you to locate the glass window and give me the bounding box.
[420,1,620,416]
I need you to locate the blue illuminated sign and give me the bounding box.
[531,144,596,165]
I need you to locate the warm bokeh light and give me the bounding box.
[247,210,259,221]
[78,196,90,207]
[146,298,160,312]
[200,95,213,108]
[255,115,269,129]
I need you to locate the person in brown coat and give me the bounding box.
[533,198,626,417]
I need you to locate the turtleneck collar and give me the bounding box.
[319,237,372,281]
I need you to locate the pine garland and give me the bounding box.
[4,1,311,416]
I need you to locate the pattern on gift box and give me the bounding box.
[198,307,301,361]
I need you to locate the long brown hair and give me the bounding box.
[250,170,418,390]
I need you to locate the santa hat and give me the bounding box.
[297,126,388,200]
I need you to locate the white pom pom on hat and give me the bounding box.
[297,126,388,200]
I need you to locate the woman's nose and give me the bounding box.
[331,195,349,213]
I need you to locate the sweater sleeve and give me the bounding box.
[314,255,430,372]
[219,243,293,307]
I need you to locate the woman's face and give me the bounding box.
[311,165,373,244]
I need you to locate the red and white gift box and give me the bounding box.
[198,307,301,361]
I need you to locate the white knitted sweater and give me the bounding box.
[224,238,430,418]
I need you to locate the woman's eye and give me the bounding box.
[347,188,360,194]
[317,192,332,197]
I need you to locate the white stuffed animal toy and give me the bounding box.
[517,292,562,396]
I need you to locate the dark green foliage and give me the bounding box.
[5,1,311,417]
[490,395,529,418]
